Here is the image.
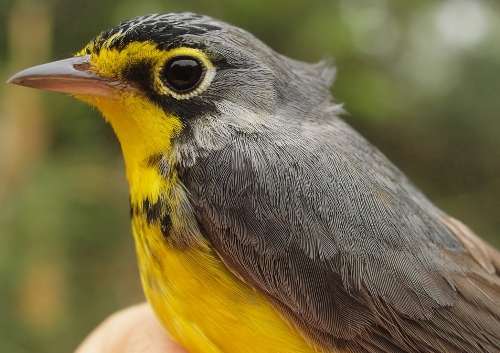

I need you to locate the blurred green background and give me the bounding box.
[0,0,499,352]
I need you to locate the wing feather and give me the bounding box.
[179,115,500,352]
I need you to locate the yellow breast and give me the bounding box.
[132,207,319,353]
[77,85,329,353]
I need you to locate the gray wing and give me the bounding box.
[178,115,500,353]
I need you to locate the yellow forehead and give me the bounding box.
[78,38,212,79]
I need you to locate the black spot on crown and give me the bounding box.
[91,13,223,54]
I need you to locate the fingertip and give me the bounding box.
[74,303,188,353]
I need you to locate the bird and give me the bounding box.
[8,12,500,353]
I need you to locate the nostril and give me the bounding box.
[73,62,90,71]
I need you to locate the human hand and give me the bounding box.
[75,302,188,353]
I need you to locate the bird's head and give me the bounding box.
[8,13,336,203]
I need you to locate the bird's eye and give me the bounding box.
[160,56,205,93]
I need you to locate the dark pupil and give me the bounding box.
[164,57,203,92]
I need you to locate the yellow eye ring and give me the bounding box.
[154,47,215,100]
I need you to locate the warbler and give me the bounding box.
[8,12,500,353]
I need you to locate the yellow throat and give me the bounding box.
[73,43,321,353]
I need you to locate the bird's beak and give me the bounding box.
[7,55,133,98]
